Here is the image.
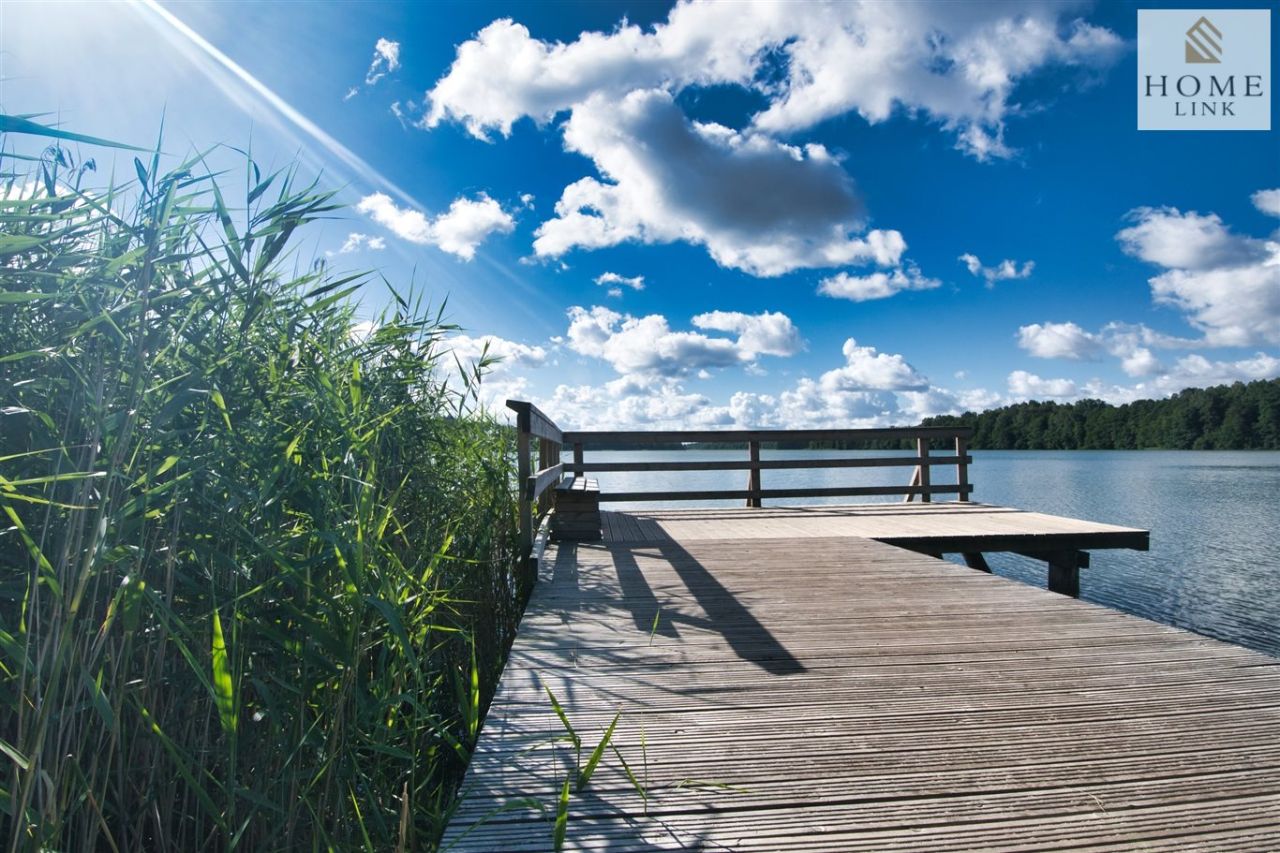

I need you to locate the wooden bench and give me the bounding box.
[550,476,601,541]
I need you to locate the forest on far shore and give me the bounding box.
[920,378,1280,450]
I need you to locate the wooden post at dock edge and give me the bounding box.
[746,440,762,508]
[1047,551,1080,597]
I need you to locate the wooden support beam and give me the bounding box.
[903,465,921,503]
[955,435,970,503]
[1017,549,1090,568]
[962,552,992,573]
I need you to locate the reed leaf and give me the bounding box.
[577,711,620,791]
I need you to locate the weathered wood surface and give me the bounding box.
[442,521,1277,851]
[507,398,563,444]
[526,462,564,501]
[552,478,602,542]
[600,502,1149,553]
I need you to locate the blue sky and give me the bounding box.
[3,0,1277,428]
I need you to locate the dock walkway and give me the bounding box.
[442,403,1280,850]
[444,505,1280,851]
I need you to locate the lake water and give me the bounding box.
[576,449,1280,657]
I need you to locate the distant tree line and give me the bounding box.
[921,379,1280,450]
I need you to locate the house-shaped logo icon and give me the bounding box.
[1186,16,1222,63]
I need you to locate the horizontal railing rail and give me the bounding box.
[571,454,971,473]
[560,426,970,444]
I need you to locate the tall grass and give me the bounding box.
[1,126,524,850]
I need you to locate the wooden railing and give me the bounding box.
[508,400,974,570]
[561,427,972,504]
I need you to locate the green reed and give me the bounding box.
[0,121,524,851]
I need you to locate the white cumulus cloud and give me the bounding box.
[1016,321,1105,360]
[1253,188,1280,218]
[565,305,801,377]
[334,232,387,254]
[594,271,645,291]
[715,338,936,429]
[531,89,902,276]
[817,263,939,302]
[356,192,515,260]
[366,38,401,86]
[959,252,1035,286]
[1007,370,1077,398]
[425,3,1121,159]
[1117,208,1266,271]
[826,339,930,392]
[431,195,517,259]
[422,3,1120,274]
[1119,348,1163,378]
[1117,199,1280,346]
[690,310,804,357]
[1016,321,1202,376]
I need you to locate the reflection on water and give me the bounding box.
[576,449,1280,657]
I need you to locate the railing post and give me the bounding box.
[516,424,532,570]
[917,437,931,503]
[955,435,969,502]
[573,442,584,477]
[746,440,761,508]
[538,437,555,517]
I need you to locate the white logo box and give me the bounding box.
[1138,8,1271,131]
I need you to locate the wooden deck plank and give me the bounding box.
[442,523,1276,851]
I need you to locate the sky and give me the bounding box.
[2,0,1278,429]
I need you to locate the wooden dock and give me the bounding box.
[441,404,1280,850]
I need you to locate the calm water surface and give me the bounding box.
[579,449,1280,657]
